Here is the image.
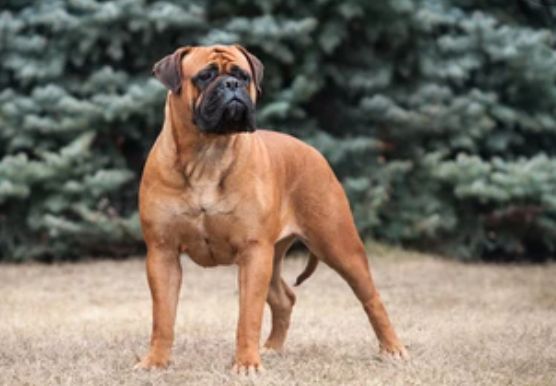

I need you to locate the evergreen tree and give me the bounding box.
[1,0,555,260]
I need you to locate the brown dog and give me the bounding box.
[136,44,407,373]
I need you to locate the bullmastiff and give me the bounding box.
[136,44,407,374]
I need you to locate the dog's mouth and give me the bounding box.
[224,98,247,121]
[195,90,256,135]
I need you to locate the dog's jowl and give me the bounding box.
[136,44,407,374]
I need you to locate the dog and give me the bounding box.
[136,44,407,374]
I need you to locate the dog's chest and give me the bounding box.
[176,181,260,266]
[182,179,238,217]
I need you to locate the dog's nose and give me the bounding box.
[224,77,240,91]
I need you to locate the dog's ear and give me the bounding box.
[235,45,264,97]
[152,46,192,94]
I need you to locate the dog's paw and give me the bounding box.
[262,340,284,354]
[379,342,409,360]
[134,354,170,370]
[231,362,264,376]
[231,355,264,376]
[260,347,282,359]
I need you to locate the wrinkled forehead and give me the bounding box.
[181,45,250,78]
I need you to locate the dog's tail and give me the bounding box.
[294,253,319,286]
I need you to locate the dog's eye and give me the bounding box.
[198,71,214,82]
[236,71,249,82]
[229,67,250,84]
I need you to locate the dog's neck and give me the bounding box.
[163,94,247,185]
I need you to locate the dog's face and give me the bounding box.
[152,45,263,135]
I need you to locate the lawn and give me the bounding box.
[1,245,555,385]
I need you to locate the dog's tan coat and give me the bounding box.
[137,45,407,373]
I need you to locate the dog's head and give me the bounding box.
[152,45,263,135]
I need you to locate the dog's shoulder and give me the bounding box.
[255,129,322,157]
[254,129,335,181]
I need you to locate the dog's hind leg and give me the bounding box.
[293,170,408,359]
[306,233,408,358]
[263,236,296,351]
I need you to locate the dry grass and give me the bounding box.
[1,246,555,385]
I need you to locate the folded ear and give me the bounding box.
[235,45,264,97]
[152,46,192,93]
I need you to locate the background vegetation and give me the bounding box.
[2,0,556,261]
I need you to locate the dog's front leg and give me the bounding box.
[136,245,182,369]
[232,243,273,375]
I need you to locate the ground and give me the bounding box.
[1,245,555,386]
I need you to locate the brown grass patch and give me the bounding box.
[1,248,555,385]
